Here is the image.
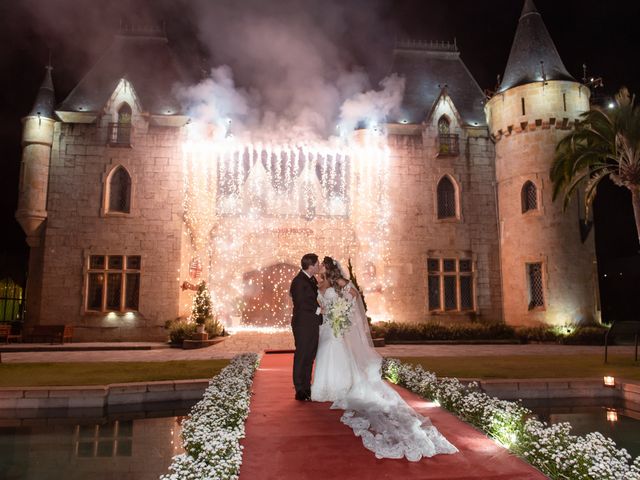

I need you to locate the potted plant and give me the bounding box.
[190,281,213,335]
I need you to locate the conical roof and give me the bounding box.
[28,65,55,118]
[498,0,574,93]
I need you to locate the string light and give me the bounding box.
[180,125,394,328]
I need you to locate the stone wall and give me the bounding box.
[35,115,185,341]
[383,94,502,323]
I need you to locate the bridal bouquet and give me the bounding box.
[328,296,353,338]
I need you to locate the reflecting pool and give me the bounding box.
[523,397,640,459]
[0,401,195,480]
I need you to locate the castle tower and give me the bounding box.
[16,65,56,247]
[485,0,597,326]
[16,65,57,326]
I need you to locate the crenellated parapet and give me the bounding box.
[485,80,590,141]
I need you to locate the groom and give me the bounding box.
[290,253,323,401]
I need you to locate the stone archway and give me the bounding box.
[241,263,298,327]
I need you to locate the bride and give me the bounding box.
[311,256,457,462]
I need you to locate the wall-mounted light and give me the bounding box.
[603,376,615,387]
[606,409,618,422]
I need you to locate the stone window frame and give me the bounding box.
[107,101,134,148]
[524,259,546,311]
[426,254,477,314]
[101,161,135,217]
[83,253,141,314]
[435,174,462,222]
[521,180,539,214]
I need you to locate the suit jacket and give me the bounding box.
[290,270,322,326]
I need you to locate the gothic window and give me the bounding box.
[107,166,131,213]
[437,176,457,219]
[437,116,459,155]
[438,116,450,135]
[109,103,132,145]
[86,255,141,312]
[527,262,544,309]
[427,258,475,312]
[521,181,538,213]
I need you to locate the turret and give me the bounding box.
[15,65,56,246]
[485,0,597,326]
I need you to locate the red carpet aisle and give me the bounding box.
[239,353,546,480]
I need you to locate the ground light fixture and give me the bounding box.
[603,376,615,387]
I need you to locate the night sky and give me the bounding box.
[1,0,638,319]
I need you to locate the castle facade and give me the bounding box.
[16,1,598,340]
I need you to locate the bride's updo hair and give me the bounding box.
[323,256,346,287]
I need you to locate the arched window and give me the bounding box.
[438,116,450,135]
[110,103,132,145]
[108,166,131,213]
[437,116,459,155]
[437,176,457,219]
[521,181,538,213]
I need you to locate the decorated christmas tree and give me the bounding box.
[189,281,213,325]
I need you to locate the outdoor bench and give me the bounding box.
[0,324,22,343]
[25,325,73,344]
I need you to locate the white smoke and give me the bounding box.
[174,65,254,138]
[181,0,403,144]
[338,74,406,134]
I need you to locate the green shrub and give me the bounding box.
[560,326,607,345]
[167,319,197,344]
[372,321,608,345]
[371,321,516,342]
[205,317,226,338]
[166,317,227,345]
[515,326,559,343]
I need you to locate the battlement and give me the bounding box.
[395,38,458,53]
[485,80,590,140]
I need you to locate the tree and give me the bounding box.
[189,281,213,325]
[551,87,640,247]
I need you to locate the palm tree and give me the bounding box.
[551,87,640,246]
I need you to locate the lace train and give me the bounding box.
[313,283,457,461]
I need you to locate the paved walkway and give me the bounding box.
[0,331,633,363]
[239,353,546,480]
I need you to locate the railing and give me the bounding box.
[108,123,132,146]
[438,134,459,156]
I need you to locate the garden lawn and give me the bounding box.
[398,354,640,380]
[0,360,229,387]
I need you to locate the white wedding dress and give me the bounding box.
[311,282,457,462]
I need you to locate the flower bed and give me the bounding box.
[382,358,640,480]
[161,353,259,480]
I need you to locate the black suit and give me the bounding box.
[290,270,323,396]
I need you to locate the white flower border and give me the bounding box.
[382,358,640,480]
[161,353,259,480]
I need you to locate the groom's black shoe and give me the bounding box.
[295,391,308,401]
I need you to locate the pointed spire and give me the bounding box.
[520,0,538,18]
[28,63,56,118]
[498,0,574,93]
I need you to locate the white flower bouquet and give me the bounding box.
[328,296,353,338]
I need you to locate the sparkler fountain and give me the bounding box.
[180,123,393,330]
